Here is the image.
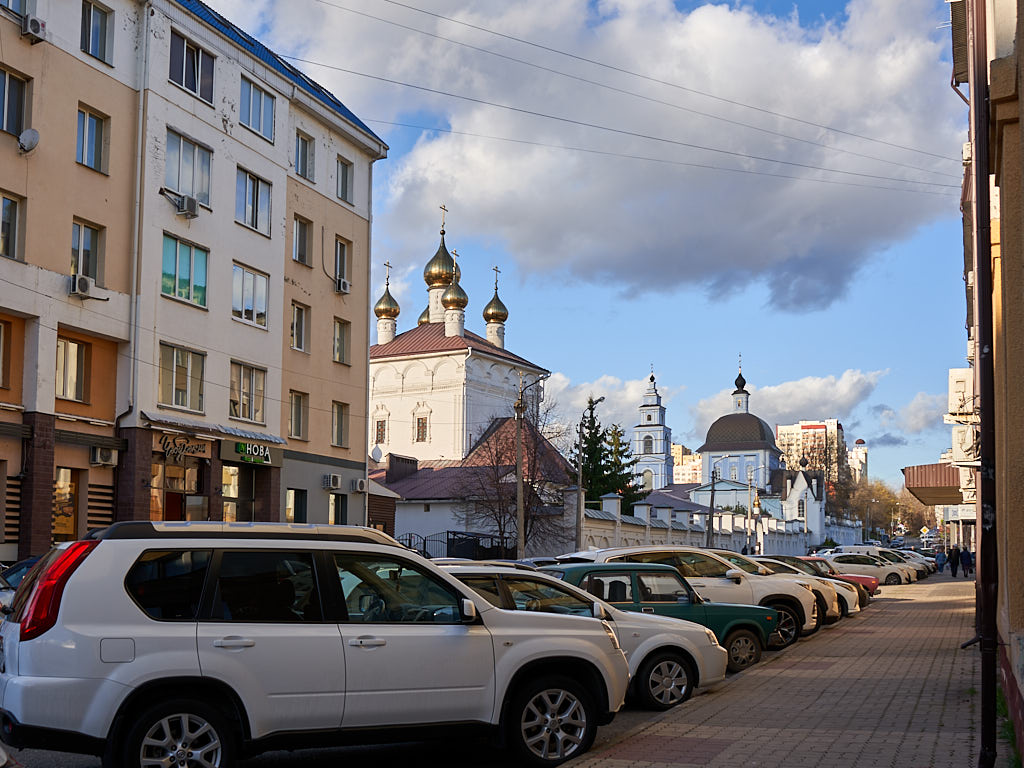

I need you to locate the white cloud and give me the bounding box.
[688,368,885,442]
[898,392,946,433]
[546,373,685,434]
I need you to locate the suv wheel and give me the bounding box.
[723,629,762,672]
[505,675,597,766]
[766,603,800,648]
[634,651,693,710]
[110,698,235,768]
[884,572,901,586]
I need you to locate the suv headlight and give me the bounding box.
[796,581,813,592]
[705,628,719,646]
[601,620,622,651]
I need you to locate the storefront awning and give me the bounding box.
[142,411,287,445]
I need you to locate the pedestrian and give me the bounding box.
[741,545,749,555]
[935,549,947,573]
[949,546,960,577]
[960,547,973,578]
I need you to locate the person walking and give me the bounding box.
[960,547,973,578]
[936,549,947,573]
[949,546,960,577]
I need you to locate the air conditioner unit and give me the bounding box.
[21,14,46,44]
[952,425,980,465]
[947,368,974,415]
[70,274,95,297]
[351,478,367,493]
[177,195,199,219]
[321,473,343,490]
[335,277,351,294]
[89,446,118,466]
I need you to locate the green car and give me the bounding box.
[542,562,779,672]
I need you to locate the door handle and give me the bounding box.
[348,636,386,648]
[689,582,705,588]
[641,607,654,613]
[213,637,255,649]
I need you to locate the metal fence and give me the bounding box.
[398,530,515,561]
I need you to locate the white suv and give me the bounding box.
[559,545,818,647]
[0,522,629,767]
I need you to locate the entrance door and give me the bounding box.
[165,492,185,521]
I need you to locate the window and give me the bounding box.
[165,130,211,205]
[235,168,271,234]
[126,550,211,621]
[584,573,633,604]
[159,343,204,412]
[642,469,653,491]
[293,217,310,265]
[332,402,349,447]
[730,466,738,481]
[503,577,593,616]
[330,493,347,525]
[642,435,653,454]
[0,1,25,13]
[56,337,88,401]
[460,576,503,607]
[288,391,308,439]
[71,221,100,279]
[76,108,105,171]
[211,550,322,622]
[797,499,806,518]
[0,320,7,388]
[336,156,352,202]
[1,195,18,260]
[53,468,79,543]
[333,553,461,623]
[80,2,111,63]
[295,131,313,180]
[636,572,690,603]
[334,238,349,282]
[169,30,214,103]
[229,361,266,422]
[222,464,254,522]
[161,235,207,307]
[0,70,25,136]
[239,76,274,141]
[415,416,428,442]
[291,303,308,352]
[332,319,350,364]
[231,264,268,327]
[285,489,307,524]
[374,419,386,445]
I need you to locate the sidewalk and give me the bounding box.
[575,577,1008,768]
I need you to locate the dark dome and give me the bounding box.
[733,371,747,394]
[855,438,866,445]
[698,413,778,453]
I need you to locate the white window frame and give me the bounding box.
[165,130,211,206]
[229,361,266,423]
[231,263,269,328]
[334,238,349,282]
[289,391,308,440]
[332,402,349,447]
[80,1,113,64]
[295,131,314,180]
[0,69,26,136]
[291,302,308,352]
[336,156,352,203]
[169,29,215,104]
[332,318,350,364]
[158,342,205,413]
[56,337,87,402]
[0,194,18,261]
[71,220,101,279]
[76,107,106,172]
[0,1,25,14]
[161,234,208,308]
[239,76,274,142]
[235,167,271,235]
[293,217,311,265]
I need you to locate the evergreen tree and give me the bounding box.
[572,396,613,505]
[606,424,646,508]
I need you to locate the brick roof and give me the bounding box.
[370,323,546,372]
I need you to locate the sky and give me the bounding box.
[205,0,967,489]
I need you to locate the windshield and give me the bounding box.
[782,559,818,576]
[877,551,903,563]
[808,560,838,576]
[716,552,759,574]
[759,560,797,575]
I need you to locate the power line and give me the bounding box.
[314,0,959,180]
[372,0,959,163]
[283,54,960,191]
[366,119,958,197]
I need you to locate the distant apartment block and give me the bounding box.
[775,419,849,484]
[670,444,702,484]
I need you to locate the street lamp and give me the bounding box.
[706,455,732,548]
[744,463,768,553]
[515,371,550,559]
[576,396,605,551]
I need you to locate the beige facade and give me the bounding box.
[775,419,848,483]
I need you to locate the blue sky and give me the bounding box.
[209,0,966,489]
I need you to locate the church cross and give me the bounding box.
[383,260,392,286]
[451,249,459,283]
[493,265,501,290]
[439,203,448,229]
[738,352,742,373]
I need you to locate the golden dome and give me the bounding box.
[417,306,430,326]
[423,231,458,288]
[441,279,469,310]
[483,290,508,323]
[373,285,400,319]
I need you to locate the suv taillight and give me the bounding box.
[19,540,98,642]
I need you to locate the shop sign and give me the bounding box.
[153,433,212,460]
[220,440,281,466]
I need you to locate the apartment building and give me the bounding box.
[775,419,849,484]
[0,0,385,559]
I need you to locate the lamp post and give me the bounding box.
[706,455,732,548]
[745,464,767,553]
[576,396,605,551]
[515,371,549,559]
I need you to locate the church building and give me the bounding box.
[633,373,674,491]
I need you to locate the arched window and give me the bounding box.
[642,470,654,491]
[643,435,653,454]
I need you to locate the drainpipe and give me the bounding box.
[966,1,996,766]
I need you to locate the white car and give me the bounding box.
[443,564,727,711]
[558,545,819,647]
[837,546,919,582]
[0,522,630,768]
[754,557,862,618]
[825,552,911,585]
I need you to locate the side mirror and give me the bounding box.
[592,602,611,620]
[724,568,745,582]
[461,598,478,622]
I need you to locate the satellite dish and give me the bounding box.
[370,445,383,463]
[18,128,39,153]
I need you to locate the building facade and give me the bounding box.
[847,438,868,484]
[775,419,849,484]
[0,0,385,559]
[671,444,702,484]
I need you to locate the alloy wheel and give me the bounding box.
[644,658,689,706]
[520,687,588,762]
[139,713,222,768]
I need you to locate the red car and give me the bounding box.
[801,556,880,597]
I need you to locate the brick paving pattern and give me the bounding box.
[575,578,994,768]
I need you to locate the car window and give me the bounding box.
[854,555,879,565]
[781,559,816,575]
[210,550,323,623]
[126,549,211,621]
[502,577,593,616]
[636,572,690,603]
[611,552,700,578]
[676,552,730,578]
[718,553,759,574]
[877,551,901,563]
[584,572,633,603]
[333,554,461,623]
[761,560,798,575]
[459,575,504,607]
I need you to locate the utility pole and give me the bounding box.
[514,370,549,559]
[706,468,717,548]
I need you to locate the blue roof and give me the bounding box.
[171,0,385,148]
